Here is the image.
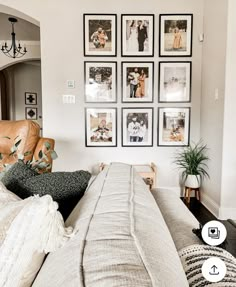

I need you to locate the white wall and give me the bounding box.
[200,0,228,217]
[0,12,40,40]
[220,0,236,219]
[0,0,204,192]
[5,62,42,126]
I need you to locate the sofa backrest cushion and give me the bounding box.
[33,163,188,287]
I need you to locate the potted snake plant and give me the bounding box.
[174,141,210,188]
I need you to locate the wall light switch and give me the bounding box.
[62,94,76,104]
[214,88,219,101]
[67,80,75,89]
[199,33,204,42]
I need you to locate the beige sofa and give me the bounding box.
[32,163,202,287]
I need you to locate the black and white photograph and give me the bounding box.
[122,62,154,103]
[85,62,117,102]
[158,107,190,146]
[25,107,38,120]
[25,92,37,105]
[84,14,117,56]
[159,14,193,57]
[159,61,191,102]
[121,14,154,57]
[122,108,153,147]
[85,108,117,147]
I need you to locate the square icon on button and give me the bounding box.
[208,227,220,239]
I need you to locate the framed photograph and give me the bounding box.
[84,61,117,103]
[25,107,38,120]
[122,108,153,147]
[158,107,190,146]
[158,61,191,103]
[85,108,117,147]
[122,62,154,103]
[84,14,117,56]
[25,92,37,105]
[159,14,193,57]
[121,14,154,57]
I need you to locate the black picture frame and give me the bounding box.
[122,61,154,103]
[25,107,38,120]
[25,92,37,105]
[159,14,193,57]
[122,107,153,147]
[157,107,190,146]
[83,14,117,57]
[121,14,154,57]
[85,107,117,147]
[158,61,192,103]
[84,61,117,103]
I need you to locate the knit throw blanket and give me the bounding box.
[178,244,236,286]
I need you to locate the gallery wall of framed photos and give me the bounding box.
[83,13,193,148]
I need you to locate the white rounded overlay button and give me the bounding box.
[201,220,227,246]
[202,257,227,283]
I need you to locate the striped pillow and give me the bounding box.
[179,244,236,286]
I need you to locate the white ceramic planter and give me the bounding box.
[185,174,201,188]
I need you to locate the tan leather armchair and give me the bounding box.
[0,120,55,172]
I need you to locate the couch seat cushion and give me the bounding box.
[33,163,188,287]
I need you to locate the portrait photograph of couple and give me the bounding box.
[122,62,153,102]
[159,14,193,57]
[84,14,117,56]
[122,108,153,147]
[122,14,154,56]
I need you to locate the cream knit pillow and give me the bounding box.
[0,187,73,287]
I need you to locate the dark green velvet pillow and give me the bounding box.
[1,162,91,219]
[21,170,91,219]
[1,161,39,197]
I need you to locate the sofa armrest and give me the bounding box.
[33,138,55,172]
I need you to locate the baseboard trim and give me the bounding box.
[201,192,219,219]
[218,207,236,220]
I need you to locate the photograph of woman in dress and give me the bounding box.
[163,20,187,52]
[127,20,138,52]
[172,27,182,50]
[159,14,192,56]
[122,62,153,103]
[121,15,154,56]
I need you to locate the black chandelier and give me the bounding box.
[1,17,27,59]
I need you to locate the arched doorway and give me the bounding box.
[0,11,41,129]
[0,71,8,120]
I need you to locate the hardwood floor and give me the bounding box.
[183,198,236,258]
